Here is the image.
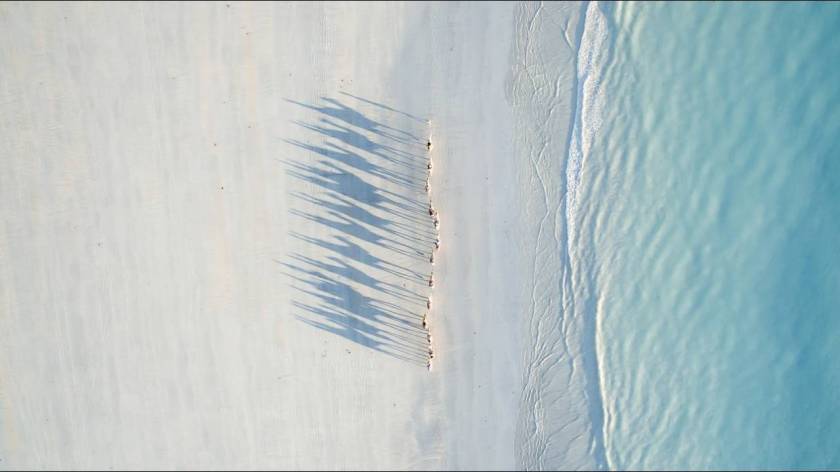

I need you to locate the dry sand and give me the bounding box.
[0,2,589,470]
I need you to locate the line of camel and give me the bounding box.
[424,126,439,370]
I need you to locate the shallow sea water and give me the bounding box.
[572,2,840,469]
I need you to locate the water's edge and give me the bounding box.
[508,1,609,469]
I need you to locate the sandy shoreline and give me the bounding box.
[0,2,587,469]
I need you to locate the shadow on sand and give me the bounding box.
[282,94,433,365]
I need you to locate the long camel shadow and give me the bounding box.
[283,94,433,365]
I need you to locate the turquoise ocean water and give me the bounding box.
[574,2,840,469]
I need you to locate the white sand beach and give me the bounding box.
[0,2,594,469]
